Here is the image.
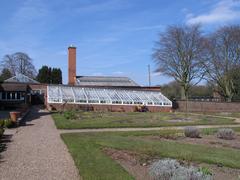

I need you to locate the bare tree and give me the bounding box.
[153,25,206,100]
[204,25,240,102]
[1,52,37,78]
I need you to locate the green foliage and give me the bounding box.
[201,128,218,135]
[0,120,5,138]
[37,65,62,84]
[51,68,62,84]
[0,120,5,127]
[0,68,12,82]
[198,167,212,176]
[4,119,13,128]
[0,128,4,138]
[36,65,50,83]
[231,66,240,101]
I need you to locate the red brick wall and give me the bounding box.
[68,47,76,85]
[29,84,48,106]
[175,100,240,112]
[47,103,172,112]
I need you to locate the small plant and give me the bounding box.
[149,158,213,180]
[0,128,4,138]
[198,167,212,176]
[4,119,13,128]
[0,120,4,127]
[134,105,148,112]
[63,110,77,120]
[184,127,201,138]
[217,128,235,140]
[0,119,5,138]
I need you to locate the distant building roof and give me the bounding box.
[75,76,139,87]
[4,73,39,84]
[0,83,28,92]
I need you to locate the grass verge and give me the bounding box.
[62,130,240,179]
[52,111,237,129]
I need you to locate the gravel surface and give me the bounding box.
[0,107,80,180]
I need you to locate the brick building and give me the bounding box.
[0,46,172,112]
[47,46,172,112]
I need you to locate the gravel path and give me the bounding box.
[0,107,80,180]
[59,124,240,134]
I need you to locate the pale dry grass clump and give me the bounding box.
[149,159,213,180]
[184,127,201,138]
[217,128,235,140]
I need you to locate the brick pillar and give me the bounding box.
[68,46,76,85]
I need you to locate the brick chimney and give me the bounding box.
[68,46,76,85]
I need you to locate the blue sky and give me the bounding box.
[0,0,240,85]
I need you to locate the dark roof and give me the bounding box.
[0,83,27,92]
[4,73,39,84]
[75,76,140,87]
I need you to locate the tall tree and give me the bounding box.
[51,68,62,84]
[0,68,12,82]
[153,25,207,100]
[1,52,37,78]
[48,67,52,83]
[36,66,62,84]
[231,66,240,101]
[57,68,62,84]
[36,65,50,83]
[204,25,240,102]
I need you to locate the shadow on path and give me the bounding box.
[0,106,51,160]
[19,106,51,126]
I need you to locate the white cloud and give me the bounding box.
[186,0,240,25]
[152,72,162,77]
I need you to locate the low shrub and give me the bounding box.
[4,119,13,128]
[134,105,148,112]
[63,110,77,120]
[198,167,212,176]
[0,120,5,138]
[217,128,235,140]
[0,120,4,127]
[184,127,201,138]
[0,128,4,138]
[149,159,213,180]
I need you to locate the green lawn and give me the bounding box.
[198,112,240,118]
[62,130,240,180]
[52,111,238,129]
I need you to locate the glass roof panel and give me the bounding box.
[47,85,172,107]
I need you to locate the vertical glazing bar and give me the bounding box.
[71,87,76,103]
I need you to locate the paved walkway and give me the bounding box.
[0,107,80,180]
[59,124,240,134]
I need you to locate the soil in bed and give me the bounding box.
[104,148,240,180]
[145,134,240,150]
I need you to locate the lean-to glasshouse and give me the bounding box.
[47,85,172,107]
